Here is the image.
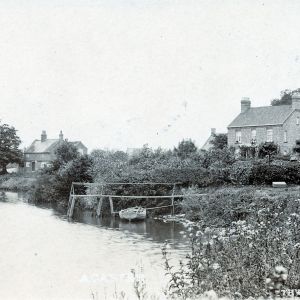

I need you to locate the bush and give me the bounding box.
[229,161,253,185]
[168,187,300,298]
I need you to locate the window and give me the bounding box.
[284,131,287,143]
[297,117,299,125]
[266,129,273,142]
[26,162,31,167]
[235,130,242,143]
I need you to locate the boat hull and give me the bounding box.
[119,207,146,221]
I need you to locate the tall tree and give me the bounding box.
[210,133,228,150]
[271,88,300,106]
[174,139,198,159]
[52,141,79,171]
[0,123,23,174]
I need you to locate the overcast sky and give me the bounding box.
[1,0,300,152]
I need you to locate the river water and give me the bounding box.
[0,191,191,300]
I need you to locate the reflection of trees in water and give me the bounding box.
[70,210,187,246]
[0,191,8,202]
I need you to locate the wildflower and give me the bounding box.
[212,263,220,270]
[275,265,287,274]
[266,278,272,284]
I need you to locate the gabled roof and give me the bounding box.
[228,105,294,128]
[25,139,60,153]
[201,135,214,151]
[71,141,87,150]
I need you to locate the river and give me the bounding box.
[0,191,191,300]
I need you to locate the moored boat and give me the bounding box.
[119,206,147,221]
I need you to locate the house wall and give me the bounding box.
[23,152,54,173]
[282,110,300,153]
[228,126,282,148]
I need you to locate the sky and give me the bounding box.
[1,0,300,152]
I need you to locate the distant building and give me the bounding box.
[201,128,217,151]
[228,94,300,154]
[24,130,88,172]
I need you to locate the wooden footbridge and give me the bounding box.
[66,182,208,219]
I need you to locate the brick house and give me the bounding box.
[24,130,88,172]
[228,94,300,154]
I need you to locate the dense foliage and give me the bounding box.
[271,88,300,106]
[31,142,92,204]
[0,122,23,174]
[165,186,300,299]
[209,133,228,150]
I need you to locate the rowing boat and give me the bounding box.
[119,206,147,221]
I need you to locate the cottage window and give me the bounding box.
[235,130,242,143]
[284,131,287,143]
[266,129,273,142]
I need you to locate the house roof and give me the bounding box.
[25,139,60,153]
[71,141,87,149]
[228,105,294,128]
[201,135,214,151]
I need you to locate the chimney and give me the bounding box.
[211,128,216,136]
[241,97,251,113]
[41,130,47,142]
[59,130,64,141]
[292,93,300,110]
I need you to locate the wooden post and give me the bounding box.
[171,183,176,216]
[96,185,104,218]
[109,196,114,216]
[96,197,103,217]
[68,195,76,218]
[67,184,75,218]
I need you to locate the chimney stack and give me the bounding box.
[211,128,216,135]
[41,130,47,142]
[292,93,300,110]
[59,130,64,141]
[241,97,251,113]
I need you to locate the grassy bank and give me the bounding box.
[0,174,37,191]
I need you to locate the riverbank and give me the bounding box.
[0,174,37,191]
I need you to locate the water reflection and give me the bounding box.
[68,210,189,249]
[0,191,190,299]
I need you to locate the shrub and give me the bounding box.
[229,161,253,185]
[167,188,300,298]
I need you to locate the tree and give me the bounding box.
[210,133,228,150]
[271,88,300,106]
[52,141,80,171]
[258,142,279,165]
[0,123,23,174]
[174,139,198,159]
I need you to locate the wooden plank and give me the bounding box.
[72,194,207,199]
[146,205,175,210]
[272,182,287,188]
[72,182,182,186]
